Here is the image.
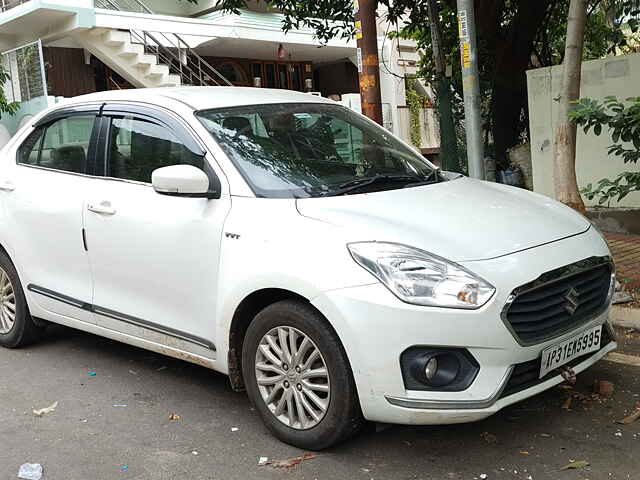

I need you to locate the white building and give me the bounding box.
[526,51,640,208]
[0,0,439,153]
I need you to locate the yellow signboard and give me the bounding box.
[355,20,362,39]
[461,41,471,68]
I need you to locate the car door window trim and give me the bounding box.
[101,103,206,157]
[26,284,216,351]
[17,111,101,177]
[98,112,221,196]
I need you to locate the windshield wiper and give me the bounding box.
[324,174,431,196]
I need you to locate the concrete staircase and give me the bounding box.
[74,28,182,88]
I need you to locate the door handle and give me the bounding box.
[0,181,15,192]
[87,202,116,215]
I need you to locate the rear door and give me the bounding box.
[0,108,100,324]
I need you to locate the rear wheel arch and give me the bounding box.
[0,240,48,329]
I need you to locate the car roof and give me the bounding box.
[68,86,335,110]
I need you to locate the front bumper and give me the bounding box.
[311,227,615,425]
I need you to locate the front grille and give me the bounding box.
[503,257,612,345]
[499,326,613,399]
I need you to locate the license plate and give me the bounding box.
[539,325,602,378]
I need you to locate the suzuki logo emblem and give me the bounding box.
[564,287,580,315]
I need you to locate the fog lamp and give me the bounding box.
[425,357,438,380]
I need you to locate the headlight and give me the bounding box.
[348,242,495,309]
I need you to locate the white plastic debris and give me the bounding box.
[231,427,239,432]
[258,457,269,466]
[479,474,488,480]
[18,463,43,480]
[33,401,58,416]
[613,291,633,304]
[192,450,198,455]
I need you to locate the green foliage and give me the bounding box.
[0,64,20,119]
[405,77,424,147]
[189,0,640,166]
[185,0,356,41]
[569,96,640,204]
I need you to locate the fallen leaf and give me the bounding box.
[595,380,614,396]
[616,408,640,425]
[481,432,497,443]
[519,450,530,455]
[263,453,316,469]
[33,401,58,416]
[560,460,589,470]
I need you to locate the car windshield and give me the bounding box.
[196,103,438,198]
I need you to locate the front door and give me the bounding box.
[83,107,229,356]
[1,110,100,324]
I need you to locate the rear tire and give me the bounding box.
[242,300,364,450]
[0,250,43,348]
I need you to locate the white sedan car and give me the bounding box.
[0,87,616,449]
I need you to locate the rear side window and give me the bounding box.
[106,115,204,183]
[17,115,96,174]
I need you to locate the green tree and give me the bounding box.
[192,0,638,168]
[570,96,640,205]
[0,64,20,119]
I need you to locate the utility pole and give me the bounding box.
[427,0,460,172]
[355,0,383,125]
[456,0,485,179]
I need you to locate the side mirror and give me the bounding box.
[152,165,214,198]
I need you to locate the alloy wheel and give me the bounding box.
[254,326,330,430]
[0,267,16,334]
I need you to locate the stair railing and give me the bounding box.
[95,0,232,86]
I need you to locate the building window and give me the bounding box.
[214,61,249,85]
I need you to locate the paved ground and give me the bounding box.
[1,325,639,480]
[605,233,640,292]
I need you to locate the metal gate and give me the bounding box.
[2,40,48,103]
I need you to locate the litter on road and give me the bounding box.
[168,413,181,420]
[17,463,43,480]
[616,408,640,425]
[87,371,97,376]
[560,460,589,470]
[33,401,58,417]
[260,453,317,469]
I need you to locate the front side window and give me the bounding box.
[196,103,438,198]
[17,115,96,174]
[106,115,204,183]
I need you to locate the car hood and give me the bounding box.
[295,177,591,262]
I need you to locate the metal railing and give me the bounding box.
[95,0,232,87]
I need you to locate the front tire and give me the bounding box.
[242,300,363,450]
[0,250,43,348]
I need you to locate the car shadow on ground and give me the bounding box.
[13,324,639,479]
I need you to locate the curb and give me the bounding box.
[611,305,640,331]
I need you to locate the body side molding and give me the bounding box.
[27,284,216,351]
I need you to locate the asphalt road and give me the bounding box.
[1,325,639,480]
